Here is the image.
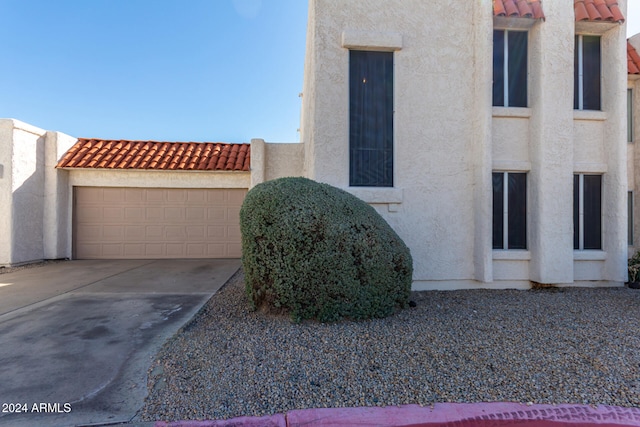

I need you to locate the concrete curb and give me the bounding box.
[153,403,640,427]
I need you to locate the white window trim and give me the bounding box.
[577,35,584,111]
[628,89,634,143]
[492,250,531,260]
[575,34,602,112]
[575,173,603,251]
[494,171,527,250]
[577,174,585,250]
[503,31,510,108]
[629,191,634,246]
[496,29,528,108]
[573,250,607,261]
[342,30,403,51]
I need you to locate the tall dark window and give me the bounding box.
[629,191,634,246]
[574,35,601,111]
[493,172,527,250]
[493,30,528,107]
[574,174,602,250]
[349,50,394,187]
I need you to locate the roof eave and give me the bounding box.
[493,16,540,30]
[56,166,251,173]
[575,20,623,35]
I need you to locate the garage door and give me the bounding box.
[73,187,246,259]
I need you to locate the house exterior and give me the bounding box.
[628,36,640,255]
[1,0,632,291]
[298,0,628,289]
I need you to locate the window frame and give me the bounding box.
[574,34,602,111]
[349,49,394,188]
[493,29,528,108]
[628,88,634,143]
[492,171,528,250]
[629,191,634,246]
[573,173,603,250]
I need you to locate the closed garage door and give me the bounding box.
[74,187,246,259]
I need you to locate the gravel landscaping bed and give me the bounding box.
[140,268,640,422]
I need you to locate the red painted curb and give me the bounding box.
[286,403,640,427]
[155,403,640,427]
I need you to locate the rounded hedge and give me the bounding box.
[239,177,413,322]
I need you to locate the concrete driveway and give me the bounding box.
[0,259,240,427]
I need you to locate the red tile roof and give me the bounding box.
[56,139,250,171]
[493,0,545,20]
[574,0,625,23]
[629,41,640,75]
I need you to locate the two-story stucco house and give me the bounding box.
[0,0,631,291]
[297,0,628,289]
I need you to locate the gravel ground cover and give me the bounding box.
[0,259,67,275]
[140,269,640,422]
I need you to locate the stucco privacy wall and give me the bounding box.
[250,139,304,187]
[0,119,76,266]
[300,0,628,289]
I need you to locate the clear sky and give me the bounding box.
[0,0,308,143]
[1,1,639,144]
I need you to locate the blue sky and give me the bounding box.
[0,0,308,143]
[1,1,639,144]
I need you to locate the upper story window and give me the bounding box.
[493,30,528,107]
[574,35,601,111]
[349,50,394,187]
[628,88,634,143]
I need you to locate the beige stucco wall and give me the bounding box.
[67,169,249,189]
[250,139,304,187]
[0,119,76,266]
[0,119,15,265]
[301,0,494,289]
[44,131,76,260]
[301,0,628,289]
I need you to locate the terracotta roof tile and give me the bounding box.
[574,0,625,23]
[56,139,250,172]
[629,41,640,75]
[493,0,545,20]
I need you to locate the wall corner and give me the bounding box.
[250,138,266,188]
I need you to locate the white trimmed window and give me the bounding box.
[574,35,601,111]
[629,89,634,143]
[493,30,528,107]
[349,50,394,187]
[629,191,634,246]
[492,172,527,250]
[573,174,602,250]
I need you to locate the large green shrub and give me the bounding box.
[240,177,413,322]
